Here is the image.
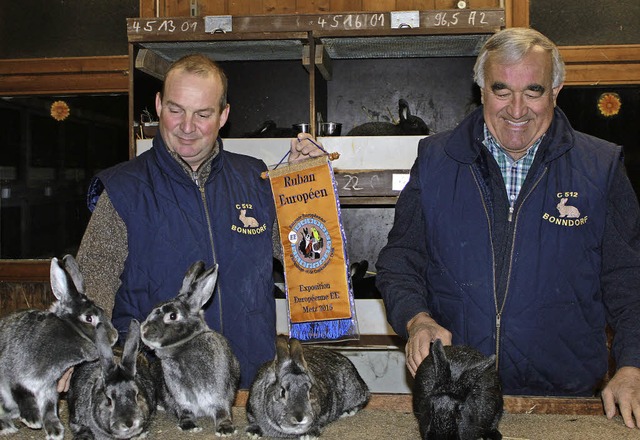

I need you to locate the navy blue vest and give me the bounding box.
[417,108,619,395]
[90,136,276,388]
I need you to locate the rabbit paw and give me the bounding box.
[177,420,201,432]
[299,434,319,440]
[43,417,64,440]
[339,408,360,418]
[44,425,64,440]
[19,416,42,429]
[245,424,263,438]
[215,421,236,437]
[0,421,18,435]
[178,424,202,433]
[177,413,201,432]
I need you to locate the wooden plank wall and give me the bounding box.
[0,282,53,317]
[0,261,52,316]
[140,0,501,17]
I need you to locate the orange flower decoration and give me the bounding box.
[597,92,621,117]
[50,100,70,121]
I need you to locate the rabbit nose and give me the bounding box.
[115,418,141,432]
[290,413,310,425]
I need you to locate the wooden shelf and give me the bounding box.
[127,10,504,42]
[128,9,504,83]
[0,260,50,283]
[0,56,129,95]
[560,45,640,86]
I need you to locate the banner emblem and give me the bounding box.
[290,214,333,272]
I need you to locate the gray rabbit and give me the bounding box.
[67,319,156,440]
[413,339,503,440]
[347,99,430,136]
[140,261,240,436]
[246,335,370,439]
[0,255,118,440]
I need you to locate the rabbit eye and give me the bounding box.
[280,387,286,399]
[84,314,93,323]
[162,311,180,323]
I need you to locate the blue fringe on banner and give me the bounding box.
[290,318,359,342]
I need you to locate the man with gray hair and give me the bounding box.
[377,27,640,428]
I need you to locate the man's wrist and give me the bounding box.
[407,311,432,335]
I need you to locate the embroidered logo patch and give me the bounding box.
[542,192,588,227]
[231,203,267,235]
[288,214,334,273]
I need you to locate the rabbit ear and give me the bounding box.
[185,264,218,312]
[179,261,206,296]
[121,319,141,375]
[458,354,496,391]
[288,338,308,372]
[50,257,75,304]
[431,339,452,386]
[275,335,291,366]
[399,99,410,120]
[349,260,368,280]
[95,322,116,373]
[476,354,496,373]
[62,254,85,295]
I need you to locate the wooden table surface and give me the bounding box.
[7,393,638,440]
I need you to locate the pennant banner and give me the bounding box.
[267,155,359,342]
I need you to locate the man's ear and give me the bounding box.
[155,91,163,116]
[552,84,563,106]
[219,103,230,128]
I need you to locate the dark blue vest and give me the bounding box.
[417,108,619,395]
[90,136,276,388]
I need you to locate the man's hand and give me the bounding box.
[57,367,74,393]
[602,366,640,428]
[288,133,324,163]
[405,312,452,377]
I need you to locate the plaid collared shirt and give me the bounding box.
[483,124,543,207]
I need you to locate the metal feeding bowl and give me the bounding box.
[293,123,311,134]
[318,122,342,136]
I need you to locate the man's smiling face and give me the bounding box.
[481,46,562,160]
